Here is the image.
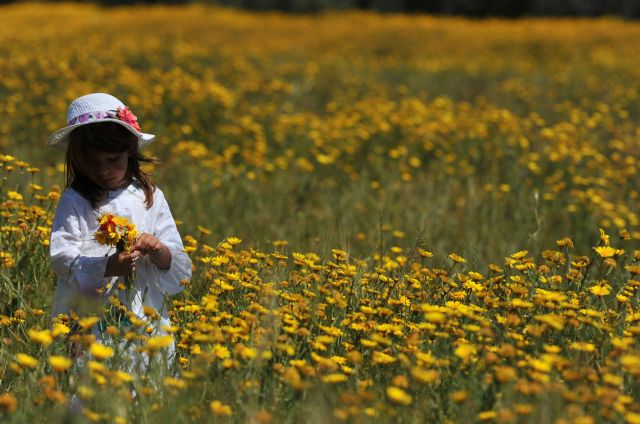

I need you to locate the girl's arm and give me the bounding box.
[50,191,111,293]
[141,188,192,295]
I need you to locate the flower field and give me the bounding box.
[1,3,640,423]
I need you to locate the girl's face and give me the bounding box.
[89,150,130,190]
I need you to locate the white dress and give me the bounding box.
[50,182,192,341]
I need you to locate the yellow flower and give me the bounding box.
[164,377,187,390]
[143,305,159,319]
[78,316,101,330]
[477,411,497,421]
[386,386,412,406]
[424,311,446,324]
[113,371,133,383]
[626,412,640,424]
[595,246,619,258]
[51,323,71,337]
[0,393,18,413]
[625,265,640,275]
[556,238,574,248]
[417,248,433,258]
[213,344,231,359]
[210,400,233,417]
[239,346,257,360]
[619,355,640,371]
[509,298,533,309]
[48,355,73,372]
[534,313,565,330]
[530,358,551,373]
[569,342,596,352]
[146,335,173,352]
[589,284,611,296]
[451,390,469,403]
[602,373,622,386]
[510,250,529,260]
[7,191,22,201]
[197,225,212,236]
[411,367,439,384]
[494,365,517,383]
[89,343,114,361]
[468,271,484,280]
[226,237,242,246]
[27,329,53,347]
[372,351,397,365]
[78,386,95,400]
[448,253,466,263]
[48,191,61,202]
[514,404,533,415]
[88,361,107,374]
[322,373,348,383]
[454,343,477,360]
[15,353,38,369]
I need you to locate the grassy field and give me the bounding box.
[1,3,640,423]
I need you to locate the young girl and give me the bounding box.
[47,93,192,357]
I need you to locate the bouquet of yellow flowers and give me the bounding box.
[95,214,138,253]
[95,214,138,324]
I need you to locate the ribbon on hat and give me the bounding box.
[67,107,142,133]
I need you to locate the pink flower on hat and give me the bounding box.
[117,107,141,132]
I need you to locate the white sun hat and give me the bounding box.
[46,93,155,149]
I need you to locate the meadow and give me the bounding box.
[1,3,640,423]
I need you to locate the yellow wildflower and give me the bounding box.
[210,400,233,417]
[322,373,348,383]
[164,377,187,390]
[77,316,101,330]
[27,329,53,347]
[15,353,38,369]
[51,323,71,337]
[89,343,114,361]
[0,393,18,413]
[478,411,497,421]
[454,343,477,361]
[569,342,596,352]
[411,367,439,384]
[595,246,619,258]
[213,344,231,359]
[589,284,611,296]
[626,413,640,424]
[146,335,173,352]
[448,253,466,263]
[386,386,412,406]
[48,356,72,372]
[372,351,397,365]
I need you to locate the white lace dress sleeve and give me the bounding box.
[50,190,110,293]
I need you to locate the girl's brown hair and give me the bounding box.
[66,122,157,208]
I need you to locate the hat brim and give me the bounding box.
[46,119,155,149]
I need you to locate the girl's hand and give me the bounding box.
[133,233,172,270]
[104,250,140,277]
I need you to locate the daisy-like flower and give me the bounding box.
[89,343,114,361]
[48,355,73,372]
[386,386,413,406]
